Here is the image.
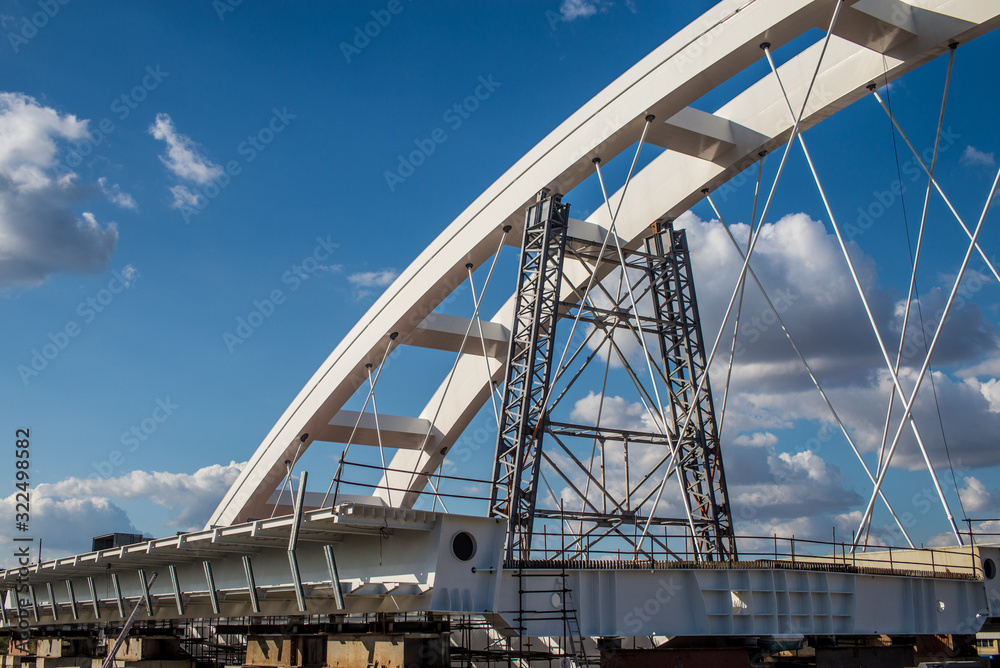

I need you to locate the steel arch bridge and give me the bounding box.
[208,0,1000,555]
[6,0,1000,658]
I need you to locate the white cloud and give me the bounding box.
[0,461,251,565]
[0,92,119,289]
[927,518,1000,548]
[0,496,138,567]
[957,475,1000,514]
[555,391,861,543]
[38,461,246,532]
[979,378,1000,413]
[347,268,398,300]
[668,212,1000,469]
[960,145,996,169]
[727,438,862,523]
[348,268,398,288]
[120,263,140,287]
[0,461,245,565]
[732,431,778,447]
[559,0,609,21]
[956,355,1000,379]
[98,177,138,211]
[148,113,223,185]
[570,391,650,430]
[0,92,86,189]
[169,184,202,209]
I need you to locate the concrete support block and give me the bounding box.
[325,634,447,668]
[244,636,324,668]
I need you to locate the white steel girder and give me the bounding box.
[3,509,1000,638]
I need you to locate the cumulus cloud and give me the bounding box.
[960,145,996,169]
[169,184,202,208]
[677,211,893,382]
[570,391,651,430]
[148,113,223,185]
[546,392,862,549]
[957,476,1000,514]
[978,378,1000,413]
[0,92,119,289]
[732,432,778,447]
[98,177,138,211]
[729,449,862,521]
[38,461,246,532]
[0,495,138,567]
[0,461,247,564]
[669,212,1000,469]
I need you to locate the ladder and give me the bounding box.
[513,565,593,667]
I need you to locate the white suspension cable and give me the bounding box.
[320,333,398,508]
[716,157,763,437]
[705,191,916,547]
[594,157,701,546]
[869,86,1000,287]
[545,117,660,426]
[467,255,506,426]
[761,43,963,547]
[639,0,845,552]
[762,43,962,547]
[871,47,956,539]
[592,124,670,432]
[854,165,1000,548]
[367,364,392,507]
[403,226,511,498]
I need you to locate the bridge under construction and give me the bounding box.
[5,0,1000,665]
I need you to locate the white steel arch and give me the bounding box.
[209,0,1000,528]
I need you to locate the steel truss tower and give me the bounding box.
[491,203,736,562]
[645,219,735,560]
[489,190,570,561]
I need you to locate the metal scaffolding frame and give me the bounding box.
[645,220,735,560]
[491,205,736,562]
[489,190,571,561]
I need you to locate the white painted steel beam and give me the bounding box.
[647,107,769,163]
[3,508,999,638]
[404,313,510,359]
[493,548,1000,637]
[313,410,438,450]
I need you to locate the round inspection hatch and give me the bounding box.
[452,531,476,561]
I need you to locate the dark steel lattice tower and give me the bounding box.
[645,219,735,560]
[489,190,570,560]
[490,197,736,562]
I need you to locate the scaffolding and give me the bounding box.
[490,199,736,564]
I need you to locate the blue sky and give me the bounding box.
[2,0,1000,563]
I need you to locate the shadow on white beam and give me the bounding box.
[404,312,509,358]
[314,410,441,450]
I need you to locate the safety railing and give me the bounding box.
[319,462,992,581]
